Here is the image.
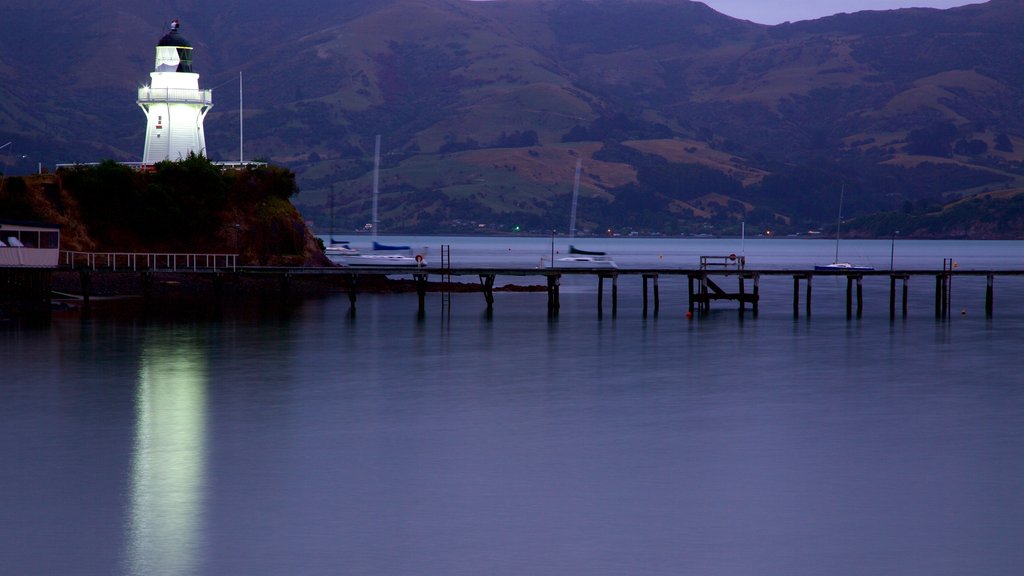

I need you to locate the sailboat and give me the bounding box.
[545,159,616,269]
[815,185,873,271]
[326,135,426,267]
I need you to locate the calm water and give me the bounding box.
[3,238,1024,575]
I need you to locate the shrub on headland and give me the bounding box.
[4,155,328,266]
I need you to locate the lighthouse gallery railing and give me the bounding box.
[137,87,212,105]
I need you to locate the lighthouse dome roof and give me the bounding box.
[158,19,192,48]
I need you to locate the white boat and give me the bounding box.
[815,261,874,272]
[815,185,873,271]
[324,242,359,257]
[556,245,617,268]
[334,252,423,267]
[326,135,426,267]
[544,159,616,269]
[328,239,427,267]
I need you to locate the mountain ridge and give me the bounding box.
[1,0,1023,238]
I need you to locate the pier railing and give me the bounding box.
[700,254,746,270]
[61,251,237,272]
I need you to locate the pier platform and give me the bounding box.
[40,249,1024,321]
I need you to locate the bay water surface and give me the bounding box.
[2,237,1023,575]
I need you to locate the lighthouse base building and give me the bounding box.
[137,20,212,164]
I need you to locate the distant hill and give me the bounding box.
[2,0,1023,238]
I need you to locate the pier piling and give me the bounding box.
[845,275,864,318]
[791,274,813,318]
[643,273,660,317]
[415,273,428,314]
[547,274,560,317]
[889,274,909,319]
[479,273,496,311]
[986,274,994,317]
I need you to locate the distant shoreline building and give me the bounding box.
[137,19,212,164]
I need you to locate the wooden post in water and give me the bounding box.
[986,273,994,317]
[739,274,746,314]
[79,269,92,308]
[793,275,801,318]
[547,274,560,317]
[687,275,695,316]
[700,272,709,314]
[902,276,909,318]
[653,274,660,316]
[856,275,864,318]
[415,273,428,314]
[479,273,496,312]
[611,273,618,318]
[642,275,650,317]
[597,274,604,318]
[641,273,660,317]
[346,274,358,309]
[890,274,909,319]
[791,273,812,318]
[846,276,854,319]
[889,274,897,319]
[753,273,760,317]
[806,274,812,317]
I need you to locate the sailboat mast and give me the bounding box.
[568,158,581,241]
[371,134,381,243]
[835,184,844,263]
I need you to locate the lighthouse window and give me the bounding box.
[176,48,193,73]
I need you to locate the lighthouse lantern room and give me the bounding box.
[137,19,212,164]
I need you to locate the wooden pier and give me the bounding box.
[42,250,1024,320]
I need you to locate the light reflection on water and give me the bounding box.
[126,329,207,576]
[2,239,1024,575]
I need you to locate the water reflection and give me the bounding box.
[125,329,208,576]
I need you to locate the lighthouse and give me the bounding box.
[137,20,212,164]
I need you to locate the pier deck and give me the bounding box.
[45,248,1024,321]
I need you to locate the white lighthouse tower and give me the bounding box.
[137,20,212,164]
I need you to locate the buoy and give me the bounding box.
[415,254,423,264]
[686,310,693,319]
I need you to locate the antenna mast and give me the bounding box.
[239,71,243,164]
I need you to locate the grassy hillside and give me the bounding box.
[2,0,1024,238]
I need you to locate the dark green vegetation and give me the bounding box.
[0,156,327,265]
[2,0,1023,238]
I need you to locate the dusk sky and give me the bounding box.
[698,0,975,24]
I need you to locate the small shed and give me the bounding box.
[0,220,61,268]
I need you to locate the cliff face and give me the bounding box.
[1,159,331,267]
